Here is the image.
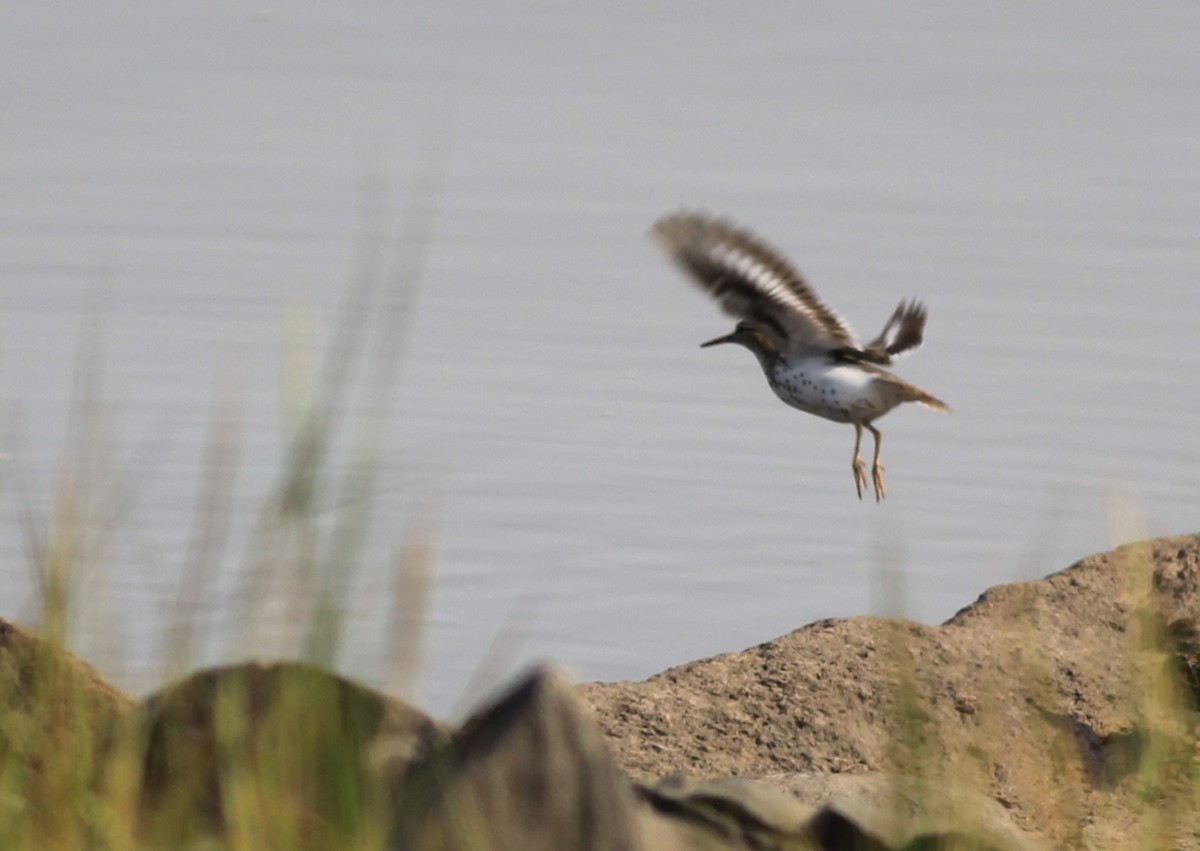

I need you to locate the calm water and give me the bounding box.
[2,3,1198,715]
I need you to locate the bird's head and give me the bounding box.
[700,321,782,360]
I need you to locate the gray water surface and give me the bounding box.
[2,3,1198,714]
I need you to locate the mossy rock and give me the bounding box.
[0,618,133,843]
[125,660,446,847]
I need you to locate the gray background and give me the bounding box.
[2,3,1197,715]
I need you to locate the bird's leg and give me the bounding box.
[851,423,867,500]
[866,423,885,502]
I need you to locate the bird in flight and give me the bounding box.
[652,211,949,501]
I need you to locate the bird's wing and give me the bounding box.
[652,212,858,353]
[860,299,928,363]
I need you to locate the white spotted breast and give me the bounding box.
[766,357,902,424]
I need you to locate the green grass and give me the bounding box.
[0,180,439,849]
[2,204,1199,848]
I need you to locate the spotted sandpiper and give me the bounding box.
[653,211,949,501]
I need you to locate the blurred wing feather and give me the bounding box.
[652,212,858,353]
[861,299,928,362]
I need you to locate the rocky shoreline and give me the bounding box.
[3,533,1199,849]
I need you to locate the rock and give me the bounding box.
[0,616,132,722]
[7,533,1200,849]
[639,774,813,848]
[772,772,1043,851]
[126,660,446,846]
[639,772,1044,851]
[392,664,642,851]
[582,533,1200,849]
[0,618,133,843]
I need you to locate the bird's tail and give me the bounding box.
[912,389,951,413]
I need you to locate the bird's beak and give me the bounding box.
[700,331,738,348]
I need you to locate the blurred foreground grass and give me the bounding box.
[1,205,1199,848]
[0,187,438,849]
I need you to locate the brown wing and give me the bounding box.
[858,299,928,364]
[652,212,858,354]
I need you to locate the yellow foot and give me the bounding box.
[871,463,886,502]
[852,455,868,500]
